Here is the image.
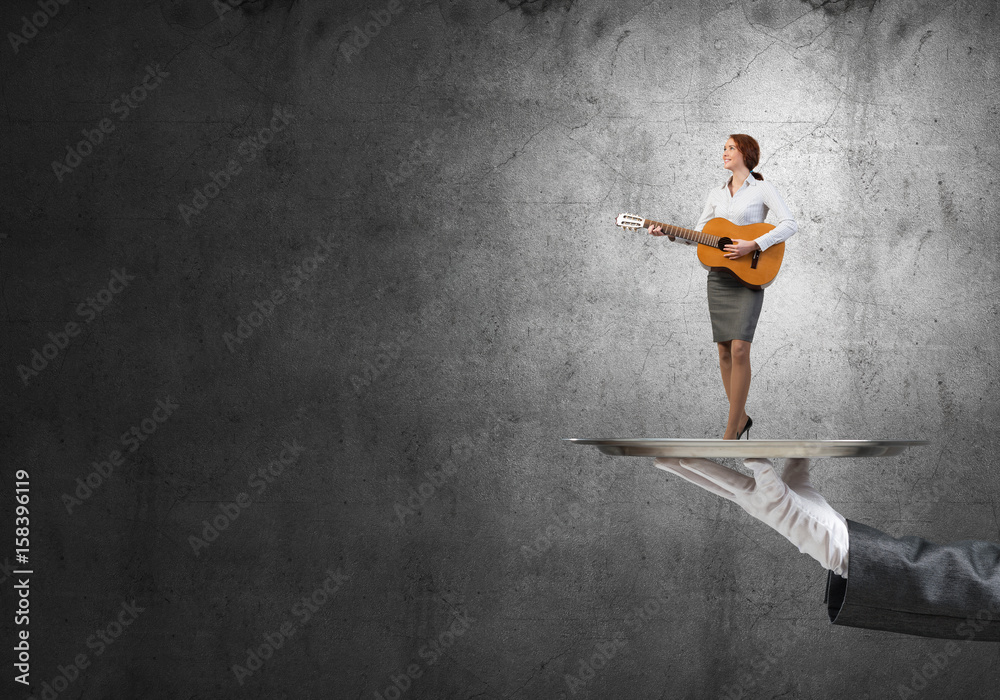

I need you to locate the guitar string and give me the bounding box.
[655,220,718,247]
[628,216,725,246]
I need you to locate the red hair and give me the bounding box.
[728,134,763,180]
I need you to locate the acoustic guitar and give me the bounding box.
[615,213,785,289]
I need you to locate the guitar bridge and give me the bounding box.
[750,249,760,269]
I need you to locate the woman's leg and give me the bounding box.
[722,339,752,439]
[717,341,733,402]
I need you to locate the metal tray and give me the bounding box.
[565,438,929,458]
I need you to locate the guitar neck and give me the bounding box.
[642,218,722,247]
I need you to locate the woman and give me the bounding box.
[649,134,797,439]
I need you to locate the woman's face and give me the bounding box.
[723,138,744,171]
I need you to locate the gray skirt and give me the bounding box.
[706,268,763,343]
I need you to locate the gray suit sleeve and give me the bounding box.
[824,520,1000,641]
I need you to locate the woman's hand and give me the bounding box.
[647,223,675,241]
[723,239,760,259]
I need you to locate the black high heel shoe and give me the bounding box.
[736,416,753,440]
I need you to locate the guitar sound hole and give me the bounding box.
[716,237,732,251]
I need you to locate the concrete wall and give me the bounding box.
[4,0,1000,697]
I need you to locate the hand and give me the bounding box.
[647,223,675,241]
[654,457,849,577]
[723,239,759,259]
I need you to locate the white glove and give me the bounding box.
[654,457,849,577]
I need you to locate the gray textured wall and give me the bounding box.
[4,0,1000,697]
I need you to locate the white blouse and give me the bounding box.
[689,176,798,252]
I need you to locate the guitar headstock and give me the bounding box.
[615,213,645,231]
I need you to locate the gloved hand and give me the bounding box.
[654,457,849,577]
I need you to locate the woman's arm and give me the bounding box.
[755,181,798,251]
[693,190,717,233]
[664,190,719,246]
[651,190,717,243]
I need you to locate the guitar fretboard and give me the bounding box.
[642,219,723,247]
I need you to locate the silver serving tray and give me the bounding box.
[565,438,929,458]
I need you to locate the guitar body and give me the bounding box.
[696,218,784,289]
